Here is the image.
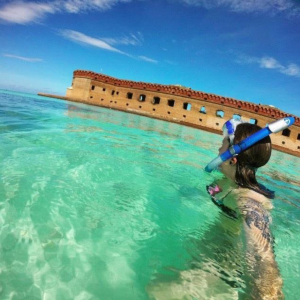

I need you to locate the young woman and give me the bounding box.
[148,120,284,300]
[209,121,284,299]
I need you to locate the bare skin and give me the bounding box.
[148,138,283,300]
[219,137,284,300]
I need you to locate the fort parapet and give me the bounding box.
[42,70,300,157]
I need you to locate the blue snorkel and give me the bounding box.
[205,117,295,173]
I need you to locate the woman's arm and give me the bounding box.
[239,197,284,300]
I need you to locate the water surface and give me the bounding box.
[0,90,299,299]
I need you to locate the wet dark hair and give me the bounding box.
[233,123,274,198]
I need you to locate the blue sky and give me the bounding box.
[1,0,300,116]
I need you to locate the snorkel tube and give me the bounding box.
[205,117,295,173]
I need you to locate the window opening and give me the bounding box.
[233,114,241,121]
[249,118,258,125]
[127,92,133,99]
[91,85,95,90]
[139,94,146,102]
[152,97,160,105]
[168,99,175,107]
[216,110,224,118]
[183,103,192,111]
[112,90,115,95]
[282,129,290,137]
[200,106,206,114]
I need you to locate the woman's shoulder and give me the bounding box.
[232,188,273,210]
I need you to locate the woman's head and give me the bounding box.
[233,123,272,169]
[220,122,273,197]
[234,123,272,196]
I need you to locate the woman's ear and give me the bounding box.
[230,157,237,165]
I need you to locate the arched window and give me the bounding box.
[183,102,192,111]
[249,118,258,125]
[233,114,241,121]
[216,110,224,118]
[152,97,160,105]
[282,129,291,137]
[139,94,146,102]
[168,99,175,107]
[199,106,206,114]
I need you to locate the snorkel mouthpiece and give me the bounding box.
[205,116,295,173]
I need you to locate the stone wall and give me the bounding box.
[65,70,300,157]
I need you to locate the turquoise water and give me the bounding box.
[0,90,299,300]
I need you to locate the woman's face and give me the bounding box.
[218,137,230,156]
[219,137,236,180]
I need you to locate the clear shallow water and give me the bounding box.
[0,90,299,300]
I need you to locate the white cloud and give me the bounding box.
[1,0,299,25]
[281,63,300,77]
[61,0,132,13]
[0,1,56,24]
[3,53,43,62]
[259,57,282,69]
[60,30,125,54]
[138,56,158,63]
[101,33,144,46]
[59,30,158,63]
[0,0,132,24]
[237,54,300,78]
[176,0,300,16]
